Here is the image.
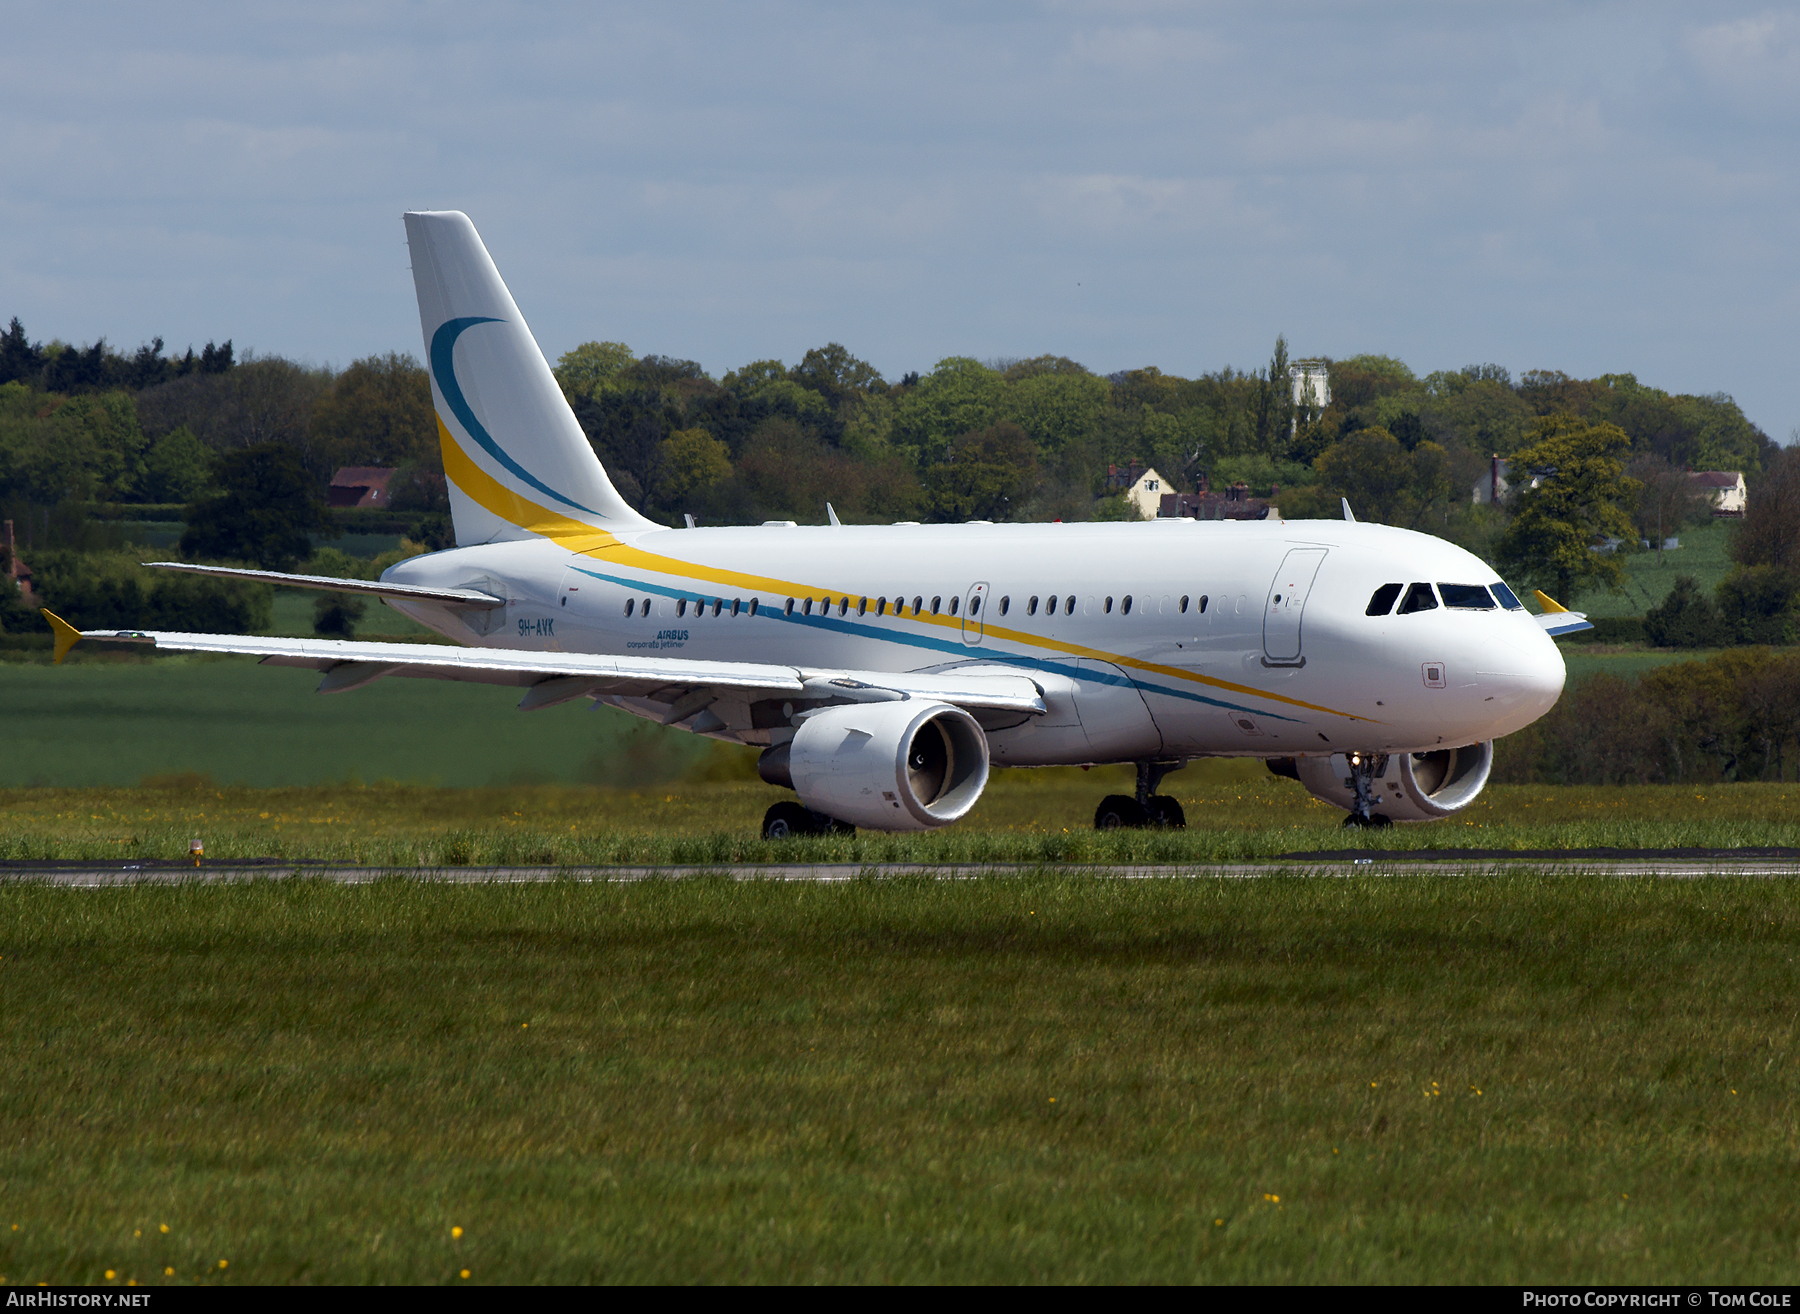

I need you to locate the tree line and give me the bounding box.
[1,311,1787,638]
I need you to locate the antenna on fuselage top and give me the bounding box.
[826,503,842,527]
[684,513,696,529]
[1341,498,1355,522]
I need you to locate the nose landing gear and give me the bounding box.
[1094,760,1187,830]
[1341,752,1393,828]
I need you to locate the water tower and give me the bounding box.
[1288,360,1330,435]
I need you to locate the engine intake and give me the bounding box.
[1288,742,1492,822]
[758,700,990,831]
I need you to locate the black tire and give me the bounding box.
[762,801,817,839]
[1147,795,1186,829]
[1095,794,1148,829]
[1341,812,1394,829]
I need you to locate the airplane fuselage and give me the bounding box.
[382,516,1567,765]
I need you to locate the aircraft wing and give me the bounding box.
[43,616,1047,716]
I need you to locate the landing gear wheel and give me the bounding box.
[1146,795,1186,829]
[763,801,815,839]
[762,802,854,839]
[1095,795,1148,830]
[1341,812,1393,829]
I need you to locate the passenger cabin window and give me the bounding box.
[998,596,1009,616]
[970,596,981,615]
[641,598,651,615]
[1103,596,1113,614]
[1366,583,1403,616]
[748,599,759,616]
[623,599,635,617]
[802,598,813,616]
[1179,595,1189,613]
[676,599,687,617]
[1438,584,1496,610]
[784,598,795,616]
[1198,595,1209,613]
[930,596,941,614]
[1492,582,1525,611]
[1065,595,1076,615]
[912,596,923,615]
[1027,596,1038,615]
[1396,582,1438,614]
[1121,595,1133,615]
[949,596,959,616]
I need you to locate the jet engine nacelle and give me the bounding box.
[1290,742,1493,822]
[761,700,990,831]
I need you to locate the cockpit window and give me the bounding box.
[1396,582,1438,614]
[1491,581,1525,611]
[1366,583,1403,616]
[1438,583,1496,610]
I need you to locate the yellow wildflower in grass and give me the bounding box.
[106,1271,115,1280]
[164,1269,173,1277]
[218,1260,227,1270]
[159,1225,168,1234]
[452,1227,463,1239]
[461,1269,471,1279]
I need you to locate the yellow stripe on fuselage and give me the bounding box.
[437,419,1373,722]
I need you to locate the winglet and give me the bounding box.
[42,609,82,664]
[1532,589,1570,614]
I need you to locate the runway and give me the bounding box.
[6,854,1800,886]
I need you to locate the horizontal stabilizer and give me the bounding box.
[140,562,504,608]
[1531,589,1593,637]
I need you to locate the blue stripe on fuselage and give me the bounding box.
[568,564,1304,723]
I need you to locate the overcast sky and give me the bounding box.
[3,2,1794,437]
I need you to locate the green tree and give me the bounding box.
[1642,576,1721,649]
[308,353,437,472]
[1732,446,1800,570]
[142,425,211,503]
[1001,371,1110,456]
[892,358,1004,463]
[789,344,885,410]
[1495,418,1638,606]
[553,341,636,406]
[923,423,1039,523]
[1716,566,1800,646]
[1313,428,1414,525]
[658,427,733,508]
[180,443,332,572]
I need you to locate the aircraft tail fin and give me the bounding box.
[403,211,655,546]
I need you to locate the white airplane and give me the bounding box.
[46,211,1589,836]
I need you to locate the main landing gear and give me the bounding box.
[1094,760,1187,830]
[761,801,855,839]
[1341,751,1393,829]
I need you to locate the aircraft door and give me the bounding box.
[1262,548,1327,666]
[962,582,989,645]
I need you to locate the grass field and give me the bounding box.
[1579,519,1736,620]
[0,656,733,789]
[0,874,1794,1284]
[6,776,1800,865]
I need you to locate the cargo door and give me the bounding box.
[1262,548,1327,666]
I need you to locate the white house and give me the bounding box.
[1124,467,1167,520]
[1687,471,1747,516]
